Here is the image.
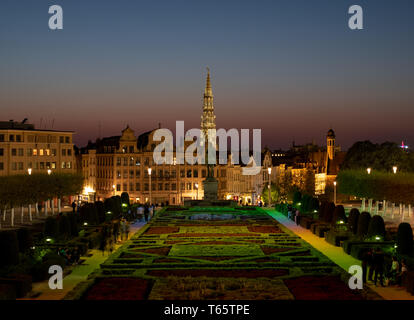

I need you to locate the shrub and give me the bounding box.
[309,198,319,213]
[0,274,32,298]
[318,201,327,220]
[59,215,71,239]
[397,223,413,255]
[293,191,302,205]
[301,194,312,212]
[323,202,335,223]
[0,231,19,267]
[95,201,106,223]
[356,212,371,238]
[16,228,33,253]
[121,192,130,206]
[348,208,360,235]
[68,213,79,237]
[367,215,386,240]
[331,205,347,225]
[44,217,59,238]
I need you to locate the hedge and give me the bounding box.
[337,169,414,204]
[0,173,83,210]
[397,223,413,255]
[367,215,386,240]
[0,231,19,267]
[356,212,371,238]
[348,208,360,235]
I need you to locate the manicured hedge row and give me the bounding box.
[337,169,414,204]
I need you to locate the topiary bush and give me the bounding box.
[17,228,33,253]
[331,205,347,225]
[67,213,79,237]
[0,231,19,267]
[44,217,59,238]
[95,201,106,223]
[367,215,386,240]
[356,212,371,238]
[397,223,413,255]
[347,208,360,235]
[318,201,328,220]
[58,215,71,239]
[310,197,319,213]
[323,202,335,223]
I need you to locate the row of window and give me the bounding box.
[0,148,72,157]
[110,181,226,192]
[0,161,73,171]
[0,134,71,143]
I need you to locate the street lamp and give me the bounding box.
[267,167,272,207]
[148,168,152,204]
[333,181,337,205]
[47,169,52,175]
[367,168,371,175]
[112,184,116,196]
[27,168,32,175]
[195,183,199,200]
[393,166,397,174]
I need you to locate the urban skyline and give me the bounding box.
[1,0,414,149]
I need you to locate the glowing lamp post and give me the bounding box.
[148,168,152,204]
[267,167,272,207]
[393,166,397,174]
[47,169,52,175]
[367,168,371,175]
[333,181,337,205]
[195,183,199,200]
[27,168,32,175]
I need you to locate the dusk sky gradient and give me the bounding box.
[1,0,413,149]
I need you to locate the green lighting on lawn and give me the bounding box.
[122,203,128,207]
[375,236,381,241]
[313,210,318,213]
[46,238,52,242]
[297,203,301,206]
[106,211,112,214]
[84,222,88,226]
[338,220,344,224]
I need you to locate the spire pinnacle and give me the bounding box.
[205,67,212,96]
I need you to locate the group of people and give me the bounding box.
[362,248,409,287]
[57,247,81,265]
[287,205,301,225]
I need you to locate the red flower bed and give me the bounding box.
[169,233,258,238]
[147,268,288,278]
[248,226,282,233]
[261,246,293,255]
[284,276,363,300]
[84,278,151,300]
[145,227,179,234]
[134,247,171,256]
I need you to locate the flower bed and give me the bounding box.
[144,227,179,234]
[247,226,282,233]
[147,268,289,278]
[284,276,363,300]
[84,278,151,300]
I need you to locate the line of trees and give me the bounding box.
[337,169,414,204]
[0,173,83,227]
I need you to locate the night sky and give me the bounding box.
[1,0,413,149]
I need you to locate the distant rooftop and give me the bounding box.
[0,120,73,133]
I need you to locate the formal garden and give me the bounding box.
[276,187,414,295]
[64,206,380,300]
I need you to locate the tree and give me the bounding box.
[303,169,315,196]
[261,183,279,205]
